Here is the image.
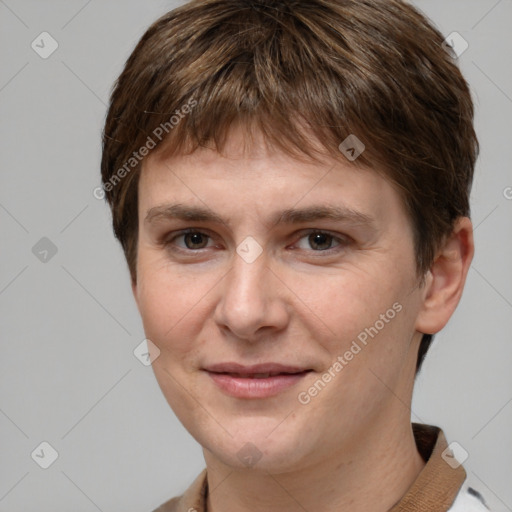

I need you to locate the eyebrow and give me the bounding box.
[144,203,375,228]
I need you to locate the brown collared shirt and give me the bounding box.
[153,423,490,512]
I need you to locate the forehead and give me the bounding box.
[138,127,410,233]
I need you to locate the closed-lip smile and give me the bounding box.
[203,362,313,398]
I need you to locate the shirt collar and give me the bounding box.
[389,423,466,512]
[164,423,466,512]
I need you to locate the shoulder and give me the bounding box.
[151,496,181,512]
[449,482,491,511]
[150,468,208,512]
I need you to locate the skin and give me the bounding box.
[132,126,474,512]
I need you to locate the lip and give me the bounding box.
[203,362,313,399]
[204,362,309,374]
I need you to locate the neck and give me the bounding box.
[204,413,425,512]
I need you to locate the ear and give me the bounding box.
[415,217,474,335]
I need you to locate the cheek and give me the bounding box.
[295,267,395,335]
[136,268,211,417]
[301,282,418,423]
[135,263,212,358]
[295,262,418,365]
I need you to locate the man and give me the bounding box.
[100,1,489,510]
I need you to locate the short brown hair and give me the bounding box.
[101,0,478,373]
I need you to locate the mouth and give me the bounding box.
[203,364,313,398]
[204,362,312,374]
[210,371,310,378]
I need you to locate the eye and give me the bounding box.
[294,230,348,252]
[162,228,351,255]
[166,229,213,251]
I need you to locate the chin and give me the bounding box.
[201,420,309,473]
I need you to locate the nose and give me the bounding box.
[213,247,289,342]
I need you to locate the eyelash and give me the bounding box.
[163,228,351,255]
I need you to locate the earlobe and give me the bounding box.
[415,217,474,335]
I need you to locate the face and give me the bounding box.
[133,127,427,473]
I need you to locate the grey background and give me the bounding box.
[0,0,511,511]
